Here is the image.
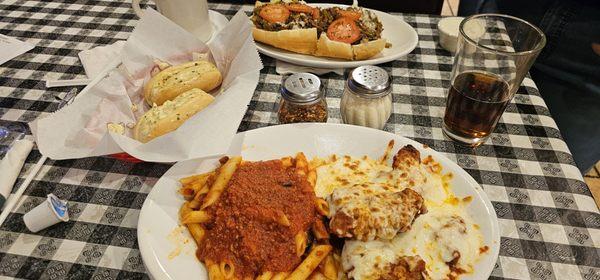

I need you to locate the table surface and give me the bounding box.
[0,1,599,279]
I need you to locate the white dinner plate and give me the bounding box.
[138,123,500,280]
[255,4,419,68]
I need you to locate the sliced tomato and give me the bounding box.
[311,7,320,20]
[327,17,361,44]
[337,9,362,21]
[287,3,320,20]
[287,3,313,13]
[259,4,290,23]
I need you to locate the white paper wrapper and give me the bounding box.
[30,9,263,162]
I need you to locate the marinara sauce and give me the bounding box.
[197,160,318,278]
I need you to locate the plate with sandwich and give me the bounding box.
[138,123,500,280]
[251,1,419,68]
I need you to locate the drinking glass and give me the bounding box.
[132,0,213,42]
[443,14,546,146]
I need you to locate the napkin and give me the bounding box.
[45,40,125,88]
[0,138,34,210]
[30,9,263,162]
[0,34,35,66]
[78,41,126,79]
[275,60,344,76]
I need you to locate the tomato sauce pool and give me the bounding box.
[197,159,318,278]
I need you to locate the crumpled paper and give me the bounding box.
[78,41,125,79]
[30,9,263,162]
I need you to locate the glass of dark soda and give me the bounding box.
[443,14,546,146]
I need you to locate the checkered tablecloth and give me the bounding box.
[0,1,598,279]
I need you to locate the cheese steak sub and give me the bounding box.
[251,1,388,60]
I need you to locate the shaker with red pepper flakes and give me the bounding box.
[278,73,328,124]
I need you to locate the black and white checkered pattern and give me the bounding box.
[1,1,599,279]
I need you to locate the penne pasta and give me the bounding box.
[287,245,333,280]
[180,171,214,203]
[187,223,206,246]
[271,272,289,280]
[312,220,329,241]
[308,271,328,280]
[331,252,344,280]
[182,210,211,224]
[275,210,291,227]
[314,198,329,216]
[307,169,317,189]
[180,154,341,280]
[179,202,193,221]
[190,172,214,189]
[207,261,225,280]
[179,174,204,185]
[256,271,273,280]
[294,231,308,257]
[295,152,309,177]
[202,156,242,209]
[321,254,337,280]
[180,171,214,186]
[188,199,202,210]
[220,260,235,279]
[197,183,210,195]
[189,183,211,210]
[180,187,195,200]
[281,156,294,168]
[331,252,341,263]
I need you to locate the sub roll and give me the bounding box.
[143,60,222,106]
[134,88,215,143]
[251,1,388,60]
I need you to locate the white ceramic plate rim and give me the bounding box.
[255,4,419,68]
[138,123,500,280]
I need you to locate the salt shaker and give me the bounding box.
[278,73,328,124]
[340,66,392,129]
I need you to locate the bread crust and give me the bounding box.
[254,27,386,60]
[134,88,215,143]
[143,60,222,106]
[314,34,354,60]
[353,38,387,60]
[252,2,386,59]
[252,27,318,55]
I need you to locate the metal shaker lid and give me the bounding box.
[347,66,391,98]
[281,73,322,103]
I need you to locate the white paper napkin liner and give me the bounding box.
[275,59,344,76]
[0,34,35,66]
[30,8,263,162]
[0,138,34,200]
[78,41,126,79]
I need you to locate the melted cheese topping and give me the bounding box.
[342,204,483,280]
[315,155,450,207]
[314,155,391,199]
[342,239,397,280]
[329,183,423,241]
[315,154,485,280]
[359,10,378,33]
